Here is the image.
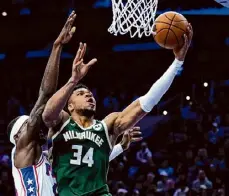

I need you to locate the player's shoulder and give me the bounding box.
[103,112,120,131]
[47,111,70,138]
[104,112,120,120]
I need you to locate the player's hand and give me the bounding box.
[54,11,77,46]
[120,127,143,150]
[173,23,193,61]
[71,43,97,83]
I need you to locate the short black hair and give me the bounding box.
[7,116,20,139]
[66,84,90,111]
[72,84,90,92]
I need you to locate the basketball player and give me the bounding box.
[43,24,193,195]
[7,11,77,196]
[47,126,141,162]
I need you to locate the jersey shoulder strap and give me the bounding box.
[100,120,112,149]
[52,118,71,140]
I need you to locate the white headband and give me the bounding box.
[10,115,29,145]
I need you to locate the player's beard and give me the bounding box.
[79,108,95,118]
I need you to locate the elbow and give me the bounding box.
[42,111,50,126]
[42,109,55,128]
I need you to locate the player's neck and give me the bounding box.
[71,114,94,128]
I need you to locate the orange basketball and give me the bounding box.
[153,11,189,49]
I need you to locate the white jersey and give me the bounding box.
[11,147,57,196]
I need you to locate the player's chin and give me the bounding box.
[86,104,96,111]
[86,107,96,113]
[82,107,96,117]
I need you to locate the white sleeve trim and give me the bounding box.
[101,120,112,149]
[52,119,70,140]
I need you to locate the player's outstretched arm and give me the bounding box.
[17,12,77,149]
[109,127,142,161]
[42,43,97,128]
[106,24,193,138]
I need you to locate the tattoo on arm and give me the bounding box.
[20,45,63,146]
[39,45,62,97]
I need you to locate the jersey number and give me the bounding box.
[70,145,94,167]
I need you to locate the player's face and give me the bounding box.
[69,88,96,114]
[14,121,28,144]
[14,120,46,145]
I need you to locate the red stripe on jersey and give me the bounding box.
[36,156,44,167]
[17,169,26,196]
[33,166,40,196]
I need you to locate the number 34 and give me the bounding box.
[70,145,94,167]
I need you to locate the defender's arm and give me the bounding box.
[17,12,76,149]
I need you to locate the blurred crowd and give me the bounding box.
[0,84,229,196]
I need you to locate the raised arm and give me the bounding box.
[106,24,193,137]
[17,12,77,149]
[42,43,97,128]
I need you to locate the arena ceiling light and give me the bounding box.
[163,110,168,116]
[203,82,208,87]
[186,96,191,101]
[2,11,7,16]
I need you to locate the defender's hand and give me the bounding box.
[121,127,143,150]
[173,23,193,61]
[54,11,77,46]
[71,43,97,83]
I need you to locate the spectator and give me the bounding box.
[112,181,126,195]
[195,148,210,168]
[0,147,10,167]
[142,172,156,194]
[136,142,153,166]
[208,164,218,186]
[134,175,145,192]
[156,171,175,194]
[173,186,190,196]
[185,149,194,165]
[192,170,213,193]
[208,122,224,157]
[213,177,224,196]
[116,188,128,196]
[158,159,174,177]
[132,189,140,196]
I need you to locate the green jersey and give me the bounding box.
[51,118,112,196]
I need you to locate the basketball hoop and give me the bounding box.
[108,0,158,38]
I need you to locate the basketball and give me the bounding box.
[153,11,189,49]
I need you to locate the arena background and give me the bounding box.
[0,0,229,195]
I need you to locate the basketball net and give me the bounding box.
[108,0,158,38]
